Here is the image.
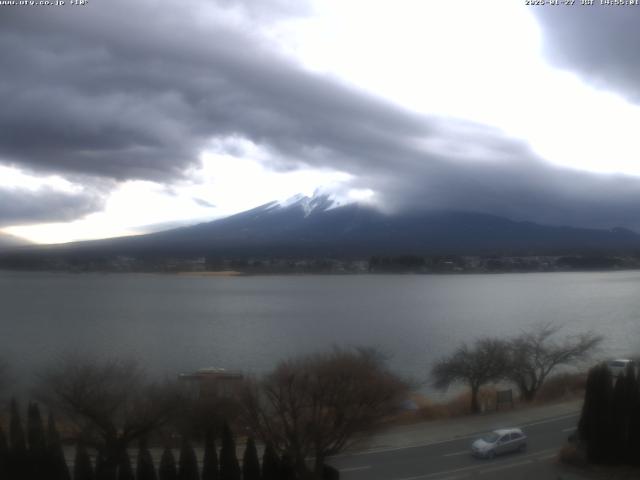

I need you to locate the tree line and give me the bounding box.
[0,348,407,480]
[431,323,602,413]
[577,362,640,466]
[0,399,339,480]
[0,326,603,478]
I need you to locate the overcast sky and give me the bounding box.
[2,0,640,243]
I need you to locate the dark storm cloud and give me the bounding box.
[2,0,640,229]
[532,6,640,100]
[362,151,640,230]
[0,0,428,181]
[0,187,103,227]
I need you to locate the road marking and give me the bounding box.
[393,463,483,480]
[334,412,579,459]
[562,426,577,432]
[480,459,532,474]
[339,465,371,472]
[519,412,579,428]
[443,450,469,457]
[536,452,557,461]
[392,448,556,480]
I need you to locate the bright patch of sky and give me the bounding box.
[277,0,640,176]
[5,138,352,244]
[0,165,83,194]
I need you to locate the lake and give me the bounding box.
[1,270,638,395]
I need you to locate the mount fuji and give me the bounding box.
[13,192,640,261]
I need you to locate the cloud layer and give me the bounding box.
[533,6,640,101]
[2,1,640,231]
[0,186,102,227]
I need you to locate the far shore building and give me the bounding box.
[178,367,244,400]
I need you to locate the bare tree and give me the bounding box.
[431,338,508,414]
[240,347,408,479]
[506,322,602,402]
[36,356,180,477]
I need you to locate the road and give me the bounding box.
[328,412,580,480]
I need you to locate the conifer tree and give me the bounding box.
[95,450,112,480]
[10,399,27,454]
[73,443,95,480]
[597,366,615,464]
[27,403,46,455]
[46,412,71,480]
[611,370,628,463]
[578,365,596,445]
[625,364,640,465]
[159,447,178,480]
[0,425,9,479]
[242,437,261,480]
[279,452,296,480]
[178,437,199,480]
[137,438,158,480]
[201,431,219,480]
[96,448,118,480]
[579,364,614,464]
[219,423,240,480]
[322,464,340,480]
[9,398,28,480]
[117,450,135,480]
[27,402,47,479]
[261,443,280,480]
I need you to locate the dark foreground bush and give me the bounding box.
[322,464,340,479]
[558,444,587,468]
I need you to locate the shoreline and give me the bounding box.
[175,270,244,277]
[2,267,640,276]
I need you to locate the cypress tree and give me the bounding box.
[73,443,95,480]
[579,364,608,452]
[577,365,595,445]
[242,437,261,480]
[158,447,178,480]
[0,425,9,479]
[27,403,46,455]
[9,398,28,480]
[117,450,135,480]
[322,464,340,480]
[279,452,296,480]
[261,443,280,480]
[599,366,615,464]
[219,423,240,480]
[625,364,640,465]
[10,399,27,454]
[136,438,158,480]
[95,450,110,480]
[46,412,71,480]
[178,437,199,480]
[611,370,628,463]
[201,431,219,480]
[579,365,600,462]
[27,402,47,479]
[582,364,614,464]
[96,448,118,480]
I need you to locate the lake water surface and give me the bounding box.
[1,270,639,394]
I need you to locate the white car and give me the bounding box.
[471,428,527,459]
[607,359,633,377]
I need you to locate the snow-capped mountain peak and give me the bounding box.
[273,191,345,217]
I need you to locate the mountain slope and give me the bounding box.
[26,193,640,259]
[0,232,31,250]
